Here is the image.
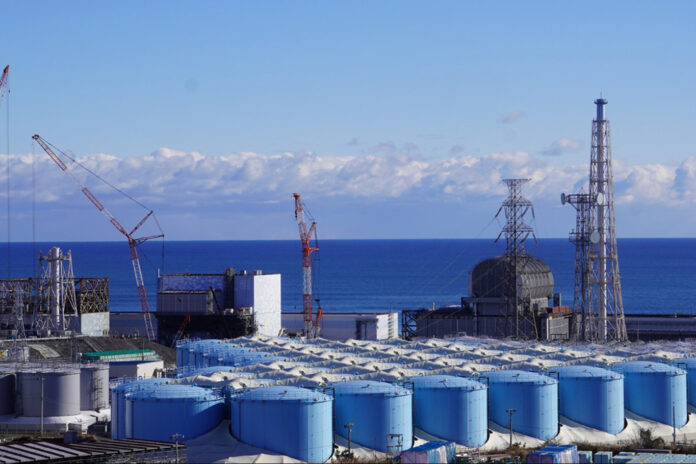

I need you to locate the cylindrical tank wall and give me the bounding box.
[485,370,558,441]
[676,358,696,407]
[333,380,412,453]
[230,386,333,463]
[0,374,15,415]
[80,365,110,411]
[613,362,687,427]
[128,385,224,442]
[411,375,487,448]
[111,378,170,440]
[552,366,624,434]
[17,369,81,417]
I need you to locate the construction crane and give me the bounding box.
[170,313,191,348]
[32,134,162,341]
[0,66,8,106]
[293,193,322,338]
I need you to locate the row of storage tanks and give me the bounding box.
[112,356,696,463]
[0,363,109,418]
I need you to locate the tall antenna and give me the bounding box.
[564,99,626,342]
[495,178,537,338]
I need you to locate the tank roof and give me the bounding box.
[612,361,685,376]
[130,384,220,402]
[483,369,557,385]
[676,357,696,367]
[470,254,554,299]
[410,375,486,391]
[332,380,411,396]
[235,386,331,403]
[551,365,622,380]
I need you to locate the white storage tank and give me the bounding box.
[16,367,81,417]
[80,364,110,411]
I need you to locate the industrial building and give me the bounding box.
[154,268,281,345]
[0,247,110,339]
[281,311,398,340]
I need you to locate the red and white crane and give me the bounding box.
[33,134,162,341]
[0,66,9,106]
[293,193,322,338]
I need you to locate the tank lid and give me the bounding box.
[410,375,486,391]
[332,380,411,396]
[551,365,623,380]
[612,361,685,376]
[130,384,221,402]
[112,377,169,393]
[483,369,557,385]
[235,386,331,403]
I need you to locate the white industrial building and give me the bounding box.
[234,271,281,337]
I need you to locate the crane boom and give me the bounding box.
[0,66,8,107]
[293,193,319,337]
[33,134,162,341]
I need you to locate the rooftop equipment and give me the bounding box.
[612,361,687,427]
[411,375,487,448]
[332,380,412,453]
[230,386,333,462]
[550,365,624,434]
[483,369,558,441]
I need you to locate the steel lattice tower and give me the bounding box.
[495,178,537,338]
[561,191,593,340]
[563,99,626,342]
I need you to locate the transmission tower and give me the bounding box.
[33,246,78,336]
[495,178,537,339]
[561,191,593,340]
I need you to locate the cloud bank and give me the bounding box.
[1,148,694,208]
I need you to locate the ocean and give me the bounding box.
[0,239,695,315]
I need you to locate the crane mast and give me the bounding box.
[293,193,320,338]
[33,134,161,341]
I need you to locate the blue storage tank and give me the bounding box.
[676,358,696,407]
[612,361,687,427]
[229,386,332,463]
[484,370,558,441]
[333,380,412,453]
[550,365,624,434]
[411,375,487,447]
[128,384,224,442]
[110,378,169,439]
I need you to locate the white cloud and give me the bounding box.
[2,147,696,214]
[500,111,525,124]
[540,137,583,157]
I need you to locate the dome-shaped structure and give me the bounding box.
[469,255,554,300]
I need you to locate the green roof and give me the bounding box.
[83,349,157,357]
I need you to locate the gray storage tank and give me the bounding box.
[0,373,15,415]
[16,367,81,417]
[550,365,624,434]
[483,370,558,441]
[411,375,487,448]
[80,364,110,411]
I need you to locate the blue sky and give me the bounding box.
[2,1,696,240]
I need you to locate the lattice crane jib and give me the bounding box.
[293,193,320,338]
[495,178,538,339]
[33,135,163,341]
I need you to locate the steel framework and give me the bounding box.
[34,247,77,335]
[293,193,322,338]
[495,178,538,338]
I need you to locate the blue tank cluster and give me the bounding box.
[230,386,333,463]
[332,380,413,452]
[410,375,487,448]
[110,378,169,439]
[612,361,687,427]
[128,384,224,442]
[676,358,696,407]
[484,370,558,441]
[551,366,624,434]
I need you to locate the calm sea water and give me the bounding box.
[0,239,694,315]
